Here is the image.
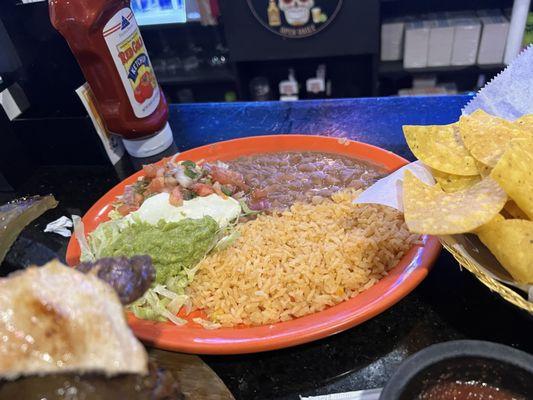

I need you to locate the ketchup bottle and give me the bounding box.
[49,0,173,158]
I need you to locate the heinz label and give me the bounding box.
[103,8,160,118]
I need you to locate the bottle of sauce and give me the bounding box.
[49,0,174,158]
[267,0,281,27]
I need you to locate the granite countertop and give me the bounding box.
[2,95,532,400]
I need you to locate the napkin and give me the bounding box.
[44,216,73,237]
[300,388,382,400]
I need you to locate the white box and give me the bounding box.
[477,11,509,65]
[404,20,431,69]
[427,18,454,66]
[439,82,458,94]
[412,75,437,88]
[450,17,482,66]
[398,86,448,96]
[381,18,405,61]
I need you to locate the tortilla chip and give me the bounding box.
[472,213,506,233]
[474,160,492,177]
[476,219,533,283]
[431,168,481,193]
[490,213,506,224]
[403,123,478,176]
[515,114,533,130]
[490,138,533,220]
[458,109,532,167]
[403,171,507,234]
[502,201,529,220]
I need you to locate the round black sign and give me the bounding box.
[247,0,343,39]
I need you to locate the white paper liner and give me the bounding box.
[353,161,434,211]
[462,44,533,119]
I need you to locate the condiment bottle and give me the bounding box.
[49,0,173,158]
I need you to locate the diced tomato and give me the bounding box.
[210,166,248,190]
[192,183,215,197]
[142,164,158,178]
[147,177,165,193]
[169,187,183,207]
[117,204,138,216]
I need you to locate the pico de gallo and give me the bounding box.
[114,157,254,216]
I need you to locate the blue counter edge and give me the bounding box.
[168,95,473,161]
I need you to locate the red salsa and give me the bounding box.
[420,380,524,400]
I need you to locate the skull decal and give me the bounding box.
[278,0,314,26]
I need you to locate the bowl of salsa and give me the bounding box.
[380,340,533,400]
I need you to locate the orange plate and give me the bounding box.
[66,135,440,354]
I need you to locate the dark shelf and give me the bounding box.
[379,61,505,77]
[139,21,204,31]
[157,67,236,85]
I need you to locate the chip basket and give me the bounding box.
[440,238,533,313]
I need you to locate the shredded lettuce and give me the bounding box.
[107,209,123,221]
[130,290,167,321]
[83,218,124,262]
[214,229,240,251]
[193,317,221,330]
[74,192,259,326]
[130,285,191,325]
[72,214,124,263]
[160,308,188,326]
[239,199,260,217]
[74,214,219,324]
[72,215,94,262]
[125,221,240,325]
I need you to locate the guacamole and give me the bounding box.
[99,216,218,286]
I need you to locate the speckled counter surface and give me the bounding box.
[3,95,531,400]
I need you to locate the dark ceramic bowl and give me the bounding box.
[380,340,533,400]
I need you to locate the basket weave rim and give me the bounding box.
[440,241,533,313]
